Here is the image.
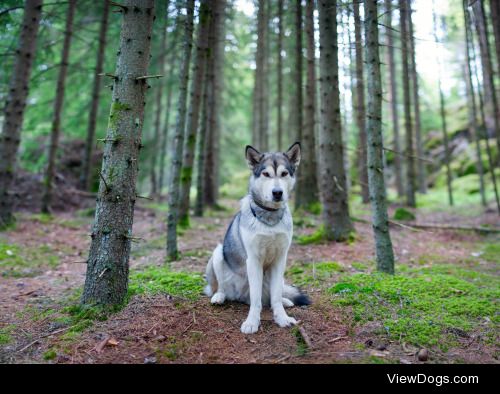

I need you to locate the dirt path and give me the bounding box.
[0,200,498,364]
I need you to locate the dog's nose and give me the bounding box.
[272,189,283,201]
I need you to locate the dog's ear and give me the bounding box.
[245,145,262,169]
[285,142,301,168]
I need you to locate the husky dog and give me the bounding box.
[204,142,310,334]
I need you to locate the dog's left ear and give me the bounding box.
[245,145,262,169]
[285,142,301,168]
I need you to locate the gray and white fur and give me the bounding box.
[204,142,311,334]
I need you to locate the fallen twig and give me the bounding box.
[328,336,348,344]
[17,326,75,352]
[296,324,313,349]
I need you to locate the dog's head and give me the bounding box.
[245,142,301,208]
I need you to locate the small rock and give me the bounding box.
[364,339,374,348]
[417,348,429,362]
[144,356,157,364]
[376,343,387,351]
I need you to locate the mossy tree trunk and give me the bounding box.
[41,0,76,213]
[276,0,283,151]
[384,0,404,199]
[82,0,155,306]
[364,0,395,274]
[80,0,110,191]
[296,0,319,210]
[178,0,211,227]
[0,0,43,229]
[399,0,416,208]
[318,0,354,242]
[166,0,195,261]
[294,0,304,208]
[149,0,170,198]
[353,1,369,204]
[408,5,426,194]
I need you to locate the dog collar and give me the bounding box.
[249,198,285,226]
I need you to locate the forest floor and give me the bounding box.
[0,196,498,364]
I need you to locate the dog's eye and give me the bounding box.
[281,171,288,177]
[262,171,270,178]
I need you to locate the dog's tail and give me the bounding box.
[204,244,222,297]
[283,284,311,306]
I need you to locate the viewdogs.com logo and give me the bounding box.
[387,374,479,386]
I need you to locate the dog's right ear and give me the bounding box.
[245,145,262,169]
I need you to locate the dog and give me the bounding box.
[204,142,310,334]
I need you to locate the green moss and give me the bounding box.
[296,226,327,245]
[29,213,54,224]
[128,265,204,300]
[178,214,190,229]
[180,166,193,184]
[351,262,369,271]
[0,242,59,277]
[0,325,14,344]
[291,326,309,356]
[329,264,499,350]
[76,207,96,217]
[109,101,131,130]
[482,242,500,263]
[43,349,57,360]
[393,208,416,221]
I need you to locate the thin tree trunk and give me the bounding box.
[0,0,43,228]
[296,0,319,210]
[408,4,426,194]
[364,0,395,274]
[490,0,500,74]
[277,0,283,151]
[41,0,76,213]
[472,0,500,160]
[385,0,404,198]
[80,0,110,191]
[399,0,416,207]
[166,0,195,261]
[318,0,354,241]
[82,0,155,306]
[253,0,268,150]
[149,0,169,198]
[178,0,211,227]
[353,1,369,204]
[294,0,304,208]
[432,1,454,206]
[203,0,226,207]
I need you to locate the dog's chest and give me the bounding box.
[253,232,289,267]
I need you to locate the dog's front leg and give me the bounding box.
[270,256,297,328]
[241,256,263,334]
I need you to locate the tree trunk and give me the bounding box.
[318,0,354,241]
[490,0,500,75]
[472,0,500,160]
[178,0,211,227]
[277,0,283,151]
[408,5,426,194]
[0,0,43,229]
[80,0,110,191]
[295,0,319,210]
[399,0,416,207]
[364,0,395,274]
[166,0,195,262]
[353,1,369,204]
[41,0,76,213]
[149,0,170,198]
[82,0,155,306]
[203,0,226,207]
[294,0,304,208]
[253,0,268,150]
[384,0,404,198]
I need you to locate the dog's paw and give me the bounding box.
[282,297,294,308]
[241,318,260,334]
[274,314,297,328]
[210,292,226,305]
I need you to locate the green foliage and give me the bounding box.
[43,349,57,361]
[128,266,204,300]
[0,325,14,345]
[481,242,500,263]
[296,226,327,245]
[0,241,59,277]
[329,264,499,349]
[393,208,416,221]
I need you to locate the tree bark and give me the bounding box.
[353,1,369,204]
[490,0,500,75]
[277,0,283,151]
[0,0,43,228]
[41,0,76,213]
[384,0,404,198]
[166,0,195,262]
[294,0,305,208]
[472,0,500,160]
[364,0,395,274]
[433,2,454,206]
[80,0,110,191]
[318,0,354,241]
[82,0,155,306]
[408,4,426,194]
[178,0,211,227]
[149,0,170,198]
[399,0,416,207]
